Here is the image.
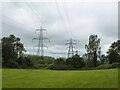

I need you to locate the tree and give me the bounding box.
[52,58,67,70]
[2,35,26,67]
[54,58,65,65]
[107,40,120,64]
[100,54,106,64]
[72,54,85,68]
[66,54,85,69]
[17,56,33,68]
[85,35,101,67]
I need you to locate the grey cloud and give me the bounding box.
[2,1,118,57]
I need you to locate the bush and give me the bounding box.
[33,64,48,69]
[97,62,120,69]
[8,60,19,68]
[66,55,85,69]
[111,62,120,68]
[27,55,55,69]
[48,64,74,70]
[47,64,54,69]
[17,57,33,69]
[53,58,65,65]
[48,55,85,70]
[81,67,97,70]
[97,64,112,69]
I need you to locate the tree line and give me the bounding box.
[1,34,120,69]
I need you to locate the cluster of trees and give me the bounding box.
[27,55,55,69]
[1,35,56,69]
[1,34,120,69]
[49,55,85,70]
[107,40,120,64]
[2,35,32,68]
[83,35,120,69]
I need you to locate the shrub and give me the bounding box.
[96,62,120,69]
[81,67,97,70]
[66,55,85,69]
[47,64,54,69]
[48,64,74,70]
[8,60,19,68]
[111,62,120,68]
[97,64,112,69]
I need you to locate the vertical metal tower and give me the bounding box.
[32,26,49,58]
[66,38,77,58]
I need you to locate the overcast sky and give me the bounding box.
[1,0,118,58]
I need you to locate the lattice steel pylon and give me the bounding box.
[32,26,49,58]
[65,38,77,58]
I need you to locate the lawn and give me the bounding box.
[0,69,2,89]
[2,69,118,88]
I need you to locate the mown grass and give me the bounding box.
[2,69,118,88]
[0,69,2,89]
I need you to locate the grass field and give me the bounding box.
[2,69,118,88]
[0,69,2,89]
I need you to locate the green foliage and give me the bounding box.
[27,55,55,69]
[97,63,112,69]
[81,67,97,70]
[50,58,72,70]
[53,58,65,65]
[85,35,101,67]
[2,34,119,70]
[48,64,74,70]
[111,62,120,68]
[100,54,106,64]
[84,59,93,67]
[1,35,34,69]
[2,35,26,68]
[50,55,85,70]
[6,60,19,68]
[107,40,120,64]
[2,35,25,60]
[107,49,119,64]
[17,56,33,69]
[97,62,120,69]
[66,54,85,69]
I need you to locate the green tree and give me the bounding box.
[52,58,66,70]
[2,35,26,67]
[107,40,120,64]
[54,58,65,65]
[85,35,101,67]
[66,54,85,69]
[72,54,85,68]
[17,56,33,68]
[100,54,106,64]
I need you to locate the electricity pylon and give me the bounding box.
[65,38,77,58]
[32,26,49,58]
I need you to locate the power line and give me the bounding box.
[25,0,41,23]
[61,0,71,26]
[54,0,70,36]
[61,0,75,37]
[32,26,49,58]
[43,2,55,22]
[25,0,46,27]
[65,38,77,58]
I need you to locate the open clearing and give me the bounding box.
[2,69,118,88]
